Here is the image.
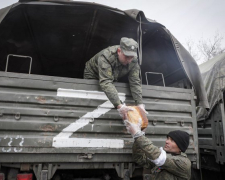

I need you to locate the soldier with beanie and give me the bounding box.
[84,37,147,119]
[124,119,191,180]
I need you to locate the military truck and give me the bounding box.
[0,0,208,180]
[197,53,225,179]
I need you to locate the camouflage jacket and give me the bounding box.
[84,45,142,107]
[133,136,191,180]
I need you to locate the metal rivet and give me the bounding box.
[89,118,94,123]
[152,120,157,126]
[180,121,184,127]
[54,116,59,122]
[15,112,21,120]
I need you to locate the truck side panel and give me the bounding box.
[0,72,198,166]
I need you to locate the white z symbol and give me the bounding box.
[52,88,125,149]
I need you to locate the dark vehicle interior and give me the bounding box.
[0,1,191,88]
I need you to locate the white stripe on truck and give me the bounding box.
[53,88,125,148]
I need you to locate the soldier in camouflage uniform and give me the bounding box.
[124,119,191,180]
[84,37,147,118]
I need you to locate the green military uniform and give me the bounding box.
[84,45,142,107]
[133,136,191,180]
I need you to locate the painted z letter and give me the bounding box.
[53,88,125,148]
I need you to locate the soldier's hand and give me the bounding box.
[123,119,145,138]
[138,104,148,114]
[117,104,133,119]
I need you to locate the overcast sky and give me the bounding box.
[1,0,225,50]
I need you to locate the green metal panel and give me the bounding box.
[0,72,198,166]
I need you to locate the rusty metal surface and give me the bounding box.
[0,72,198,166]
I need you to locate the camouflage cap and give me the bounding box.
[120,37,138,57]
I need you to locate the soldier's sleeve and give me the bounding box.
[133,135,167,169]
[134,136,162,160]
[128,62,143,105]
[132,140,155,169]
[161,154,191,179]
[98,56,121,107]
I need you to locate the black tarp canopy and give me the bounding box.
[0,0,209,108]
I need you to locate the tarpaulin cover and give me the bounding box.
[197,52,225,120]
[0,0,209,108]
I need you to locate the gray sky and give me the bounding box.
[1,0,225,49]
